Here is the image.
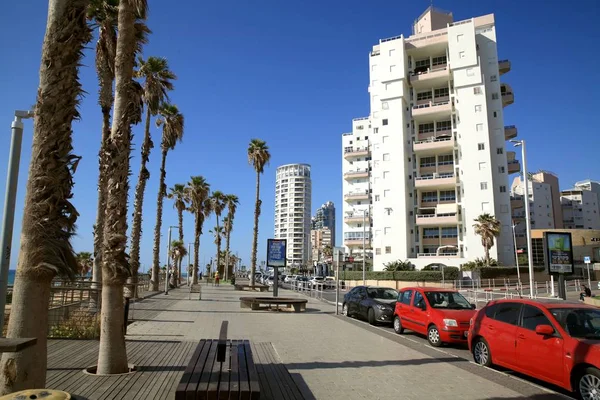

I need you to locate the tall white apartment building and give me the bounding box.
[274,164,312,267]
[342,6,517,270]
[561,180,600,230]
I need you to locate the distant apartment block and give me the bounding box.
[274,164,312,267]
[310,227,333,263]
[311,201,336,246]
[342,6,517,270]
[561,180,600,230]
[510,171,563,249]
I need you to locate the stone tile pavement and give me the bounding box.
[123,284,564,400]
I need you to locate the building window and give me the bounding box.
[374,127,379,133]
[434,88,449,98]
[423,228,439,238]
[456,34,463,42]
[439,190,456,201]
[500,185,506,193]
[390,65,396,73]
[438,154,454,165]
[384,227,391,235]
[382,119,388,126]
[382,136,389,143]
[420,156,436,167]
[498,166,505,173]
[383,153,390,161]
[441,227,458,238]
[375,195,380,201]
[474,87,482,94]
[384,189,390,197]
[422,191,437,202]
[479,162,487,170]
[372,64,377,72]
[419,122,435,133]
[475,105,482,112]
[478,143,485,150]
[389,49,395,57]
[437,120,452,131]
[490,75,497,82]
[432,56,447,66]
[383,171,390,179]
[385,246,392,254]
[492,93,499,100]
[476,124,484,132]
[375,248,381,255]
[417,91,433,101]
[480,182,488,190]
[500,204,509,213]
[382,101,389,110]
[493,111,497,118]
[497,147,504,155]
[460,52,466,59]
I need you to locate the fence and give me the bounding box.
[4,274,160,339]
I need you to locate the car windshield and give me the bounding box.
[367,288,398,300]
[425,291,472,309]
[313,277,324,281]
[549,308,600,339]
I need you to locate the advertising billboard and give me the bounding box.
[544,232,574,275]
[266,239,287,268]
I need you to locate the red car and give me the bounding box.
[468,298,600,399]
[393,287,476,347]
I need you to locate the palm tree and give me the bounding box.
[0,0,92,393]
[247,139,271,286]
[473,213,502,266]
[383,260,414,271]
[130,56,176,285]
[209,226,225,275]
[167,183,188,285]
[76,251,94,276]
[210,191,226,279]
[151,104,184,290]
[322,245,333,260]
[223,194,239,281]
[185,176,211,284]
[169,240,187,285]
[96,0,148,376]
[87,0,118,300]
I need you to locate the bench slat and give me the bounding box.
[217,322,228,363]
[175,340,206,400]
[261,342,302,400]
[217,342,231,400]
[244,340,261,400]
[186,340,212,400]
[237,341,251,400]
[198,340,218,400]
[206,340,223,400]
[229,341,240,398]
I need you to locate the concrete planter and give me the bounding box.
[583,297,600,307]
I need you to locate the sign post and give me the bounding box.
[585,256,592,290]
[267,239,287,297]
[543,232,574,300]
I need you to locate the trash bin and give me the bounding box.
[0,390,71,400]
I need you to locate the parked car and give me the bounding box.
[324,277,336,289]
[309,276,325,289]
[393,287,476,347]
[469,298,600,399]
[343,286,398,325]
[284,275,296,283]
[265,276,274,286]
[294,276,310,288]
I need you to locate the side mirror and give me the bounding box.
[535,324,554,336]
[470,304,476,310]
[417,302,426,310]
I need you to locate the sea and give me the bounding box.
[7,270,15,285]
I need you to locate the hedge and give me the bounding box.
[478,266,545,279]
[340,267,459,282]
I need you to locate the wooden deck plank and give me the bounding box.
[152,340,195,400]
[175,340,205,399]
[198,340,219,400]
[228,341,240,399]
[217,343,231,400]
[243,340,260,400]
[250,342,273,400]
[186,339,212,400]
[46,340,101,389]
[236,341,250,400]
[261,342,302,400]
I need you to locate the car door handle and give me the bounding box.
[487,325,495,330]
[518,334,525,339]
[410,309,415,313]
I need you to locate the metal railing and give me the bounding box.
[415,172,455,181]
[414,136,453,145]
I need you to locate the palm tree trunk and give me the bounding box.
[193,216,200,284]
[96,0,138,375]
[151,150,168,290]
[177,208,183,286]
[225,229,231,281]
[216,216,222,278]
[485,245,490,267]
[0,0,90,392]
[130,106,152,294]
[250,172,261,286]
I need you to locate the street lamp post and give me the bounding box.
[187,242,192,285]
[362,209,366,285]
[0,110,34,330]
[511,140,534,298]
[511,221,521,287]
[165,225,177,295]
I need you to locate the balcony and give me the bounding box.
[504,125,517,140]
[412,98,452,120]
[344,169,369,180]
[501,83,514,107]
[344,237,370,247]
[344,214,371,224]
[508,160,521,174]
[416,212,459,227]
[498,59,511,75]
[510,196,524,209]
[413,136,454,155]
[409,66,450,89]
[417,128,452,142]
[417,248,460,258]
[344,191,370,202]
[344,147,370,159]
[414,173,456,189]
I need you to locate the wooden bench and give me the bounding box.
[176,321,260,400]
[189,284,202,300]
[235,280,270,292]
[0,338,37,353]
[252,342,306,400]
[239,297,307,313]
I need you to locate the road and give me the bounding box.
[277,282,576,399]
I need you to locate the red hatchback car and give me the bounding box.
[393,287,476,347]
[469,298,600,399]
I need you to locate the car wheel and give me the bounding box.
[427,325,442,347]
[472,338,492,367]
[577,367,600,400]
[393,316,404,334]
[368,308,376,325]
[342,303,349,317]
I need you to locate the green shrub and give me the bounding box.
[383,260,415,271]
[475,266,546,279]
[340,268,459,282]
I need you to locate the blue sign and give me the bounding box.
[584,256,591,264]
[267,239,287,268]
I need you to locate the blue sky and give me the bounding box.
[0,0,599,271]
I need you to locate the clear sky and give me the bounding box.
[0,0,599,272]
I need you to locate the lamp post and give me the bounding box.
[511,140,534,298]
[187,242,192,285]
[362,209,367,285]
[0,110,34,330]
[511,221,521,287]
[165,225,178,295]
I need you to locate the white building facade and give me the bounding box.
[561,180,600,230]
[342,6,517,270]
[274,164,312,267]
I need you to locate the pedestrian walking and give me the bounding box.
[215,271,220,286]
